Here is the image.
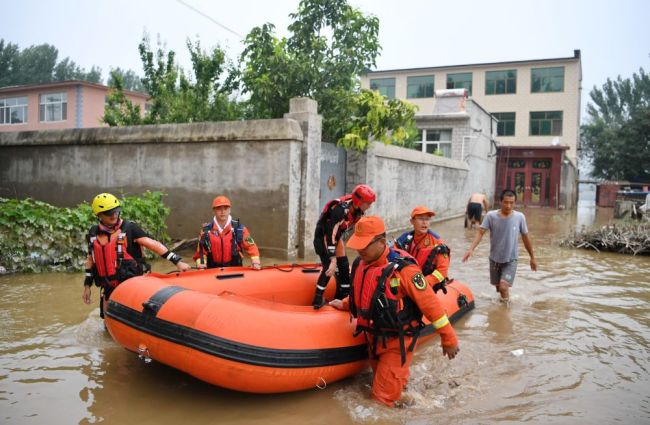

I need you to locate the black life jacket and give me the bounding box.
[315,194,362,238]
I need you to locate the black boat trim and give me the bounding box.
[106,297,474,368]
[106,300,368,368]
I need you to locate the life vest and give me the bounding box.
[318,194,361,233]
[349,248,425,365]
[87,220,146,289]
[394,230,450,278]
[199,219,244,268]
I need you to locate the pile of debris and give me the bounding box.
[560,223,650,255]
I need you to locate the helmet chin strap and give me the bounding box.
[97,214,122,232]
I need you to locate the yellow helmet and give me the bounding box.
[92,193,120,215]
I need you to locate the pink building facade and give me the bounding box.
[0,80,148,132]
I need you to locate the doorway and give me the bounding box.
[506,158,552,206]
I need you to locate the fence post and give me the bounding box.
[285,98,322,258]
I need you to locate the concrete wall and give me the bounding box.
[1,97,496,259]
[284,98,322,258]
[0,117,310,259]
[346,139,496,234]
[561,160,578,209]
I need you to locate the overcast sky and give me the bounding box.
[2,0,648,120]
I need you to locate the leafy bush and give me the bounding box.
[0,191,171,273]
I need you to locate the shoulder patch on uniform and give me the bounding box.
[412,272,427,291]
[245,236,255,245]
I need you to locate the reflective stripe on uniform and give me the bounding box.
[431,269,445,283]
[432,314,450,330]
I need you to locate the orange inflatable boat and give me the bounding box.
[105,264,474,394]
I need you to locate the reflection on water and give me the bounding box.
[1,207,649,425]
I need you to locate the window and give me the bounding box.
[369,78,395,99]
[531,66,564,92]
[485,70,516,95]
[508,159,525,168]
[446,72,472,95]
[532,159,552,169]
[414,129,452,157]
[493,112,516,136]
[530,111,563,136]
[407,75,434,98]
[39,92,68,122]
[0,96,28,125]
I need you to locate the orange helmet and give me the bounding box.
[212,196,231,208]
[351,184,376,207]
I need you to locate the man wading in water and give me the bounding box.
[462,189,537,304]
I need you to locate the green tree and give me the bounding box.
[0,40,20,87]
[582,68,650,181]
[338,89,417,152]
[240,0,415,150]
[103,35,242,126]
[13,43,58,85]
[102,70,144,126]
[53,57,102,83]
[107,67,145,92]
[0,39,103,87]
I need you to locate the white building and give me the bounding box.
[361,50,582,207]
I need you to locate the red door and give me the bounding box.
[506,159,551,206]
[530,159,552,206]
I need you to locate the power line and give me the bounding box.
[175,0,244,39]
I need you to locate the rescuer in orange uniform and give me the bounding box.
[193,195,261,270]
[312,184,376,308]
[82,193,191,317]
[330,216,459,407]
[393,206,451,294]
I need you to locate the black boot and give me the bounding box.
[313,270,330,309]
[334,256,350,299]
[312,291,325,310]
[334,286,349,300]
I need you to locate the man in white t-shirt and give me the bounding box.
[462,189,537,303]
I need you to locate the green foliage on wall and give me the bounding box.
[337,89,418,152]
[0,191,171,273]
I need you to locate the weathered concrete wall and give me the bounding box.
[0,118,309,259]
[561,160,578,209]
[1,97,497,259]
[347,140,496,234]
[284,98,322,258]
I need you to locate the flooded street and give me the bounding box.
[1,206,649,424]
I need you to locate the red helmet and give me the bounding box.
[351,184,376,207]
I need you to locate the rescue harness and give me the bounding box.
[395,230,451,294]
[349,250,426,365]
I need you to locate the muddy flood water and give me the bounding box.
[1,206,649,424]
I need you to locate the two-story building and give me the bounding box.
[0,80,148,133]
[361,50,582,208]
